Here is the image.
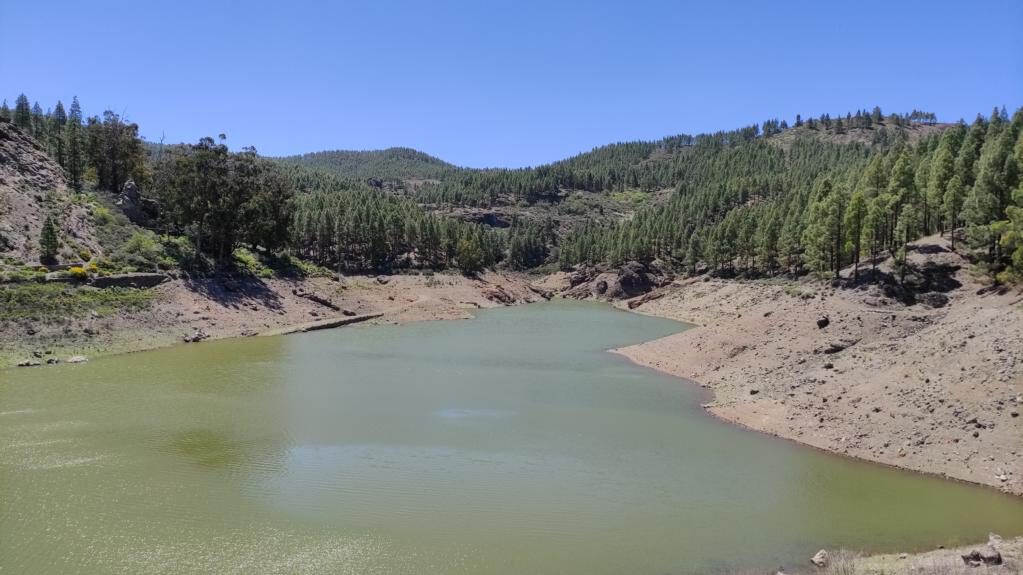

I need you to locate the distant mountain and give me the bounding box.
[274,147,456,181]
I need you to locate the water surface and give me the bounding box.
[2,300,1022,574]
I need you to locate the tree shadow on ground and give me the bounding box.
[842,258,961,305]
[182,275,285,311]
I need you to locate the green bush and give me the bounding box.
[92,206,113,226]
[233,247,273,278]
[113,232,166,272]
[160,235,197,269]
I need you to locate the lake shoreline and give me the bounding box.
[1,270,544,369]
[611,284,1023,498]
[606,239,1022,501]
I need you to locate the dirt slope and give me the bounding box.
[612,235,1023,495]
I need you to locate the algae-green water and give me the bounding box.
[3,300,1022,574]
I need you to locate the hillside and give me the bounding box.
[274,147,456,181]
[0,121,105,264]
[0,117,543,367]
[769,121,951,150]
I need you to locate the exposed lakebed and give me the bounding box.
[3,300,1022,574]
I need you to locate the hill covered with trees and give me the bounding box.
[2,92,1021,286]
[558,106,1023,285]
[274,148,456,181]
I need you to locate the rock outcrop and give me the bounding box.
[115,180,160,225]
[561,260,673,301]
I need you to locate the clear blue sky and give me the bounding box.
[2,0,1021,167]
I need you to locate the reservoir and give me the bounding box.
[2,300,1022,574]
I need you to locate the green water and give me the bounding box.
[2,300,1022,574]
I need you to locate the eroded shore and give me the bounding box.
[608,244,1023,497]
[0,271,544,368]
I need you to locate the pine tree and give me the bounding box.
[893,204,921,283]
[13,94,31,130]
[31,102,44,140]
[456,237,484,274]
[802,180,846,277]
[956,116,987,189]
[966,119,1018,257]
[0,99,10,122]
[863,195,888,271]
[50,101,67,168]
[943,175,965,249]
[39,215,59,264]
[927,137,958,235]
[844,190,867,280]
[64,97,85,190]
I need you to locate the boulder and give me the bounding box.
[16,359,41,367]
[627,290,666,309]
[182,328,209,343]
[816,316,830,329]
[292,289,340,310]
[567,270,592,287]
[482,285,514,304]
[66,355,88,364]
[810,549,829,568]
[961,546,1001,567]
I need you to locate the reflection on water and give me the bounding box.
[2,300,1023,574]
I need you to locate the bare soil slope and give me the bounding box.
[613,235,1023,495]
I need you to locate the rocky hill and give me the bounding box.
[0,120,103,265]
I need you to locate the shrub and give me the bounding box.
[160,235,196,269]
[78,249,92,262]
[233,247,272,278]
[86,262,99,274]
[92,206,113,226]
[68,266,89,280]
[262,253,332,279]
[114,232,165,272]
